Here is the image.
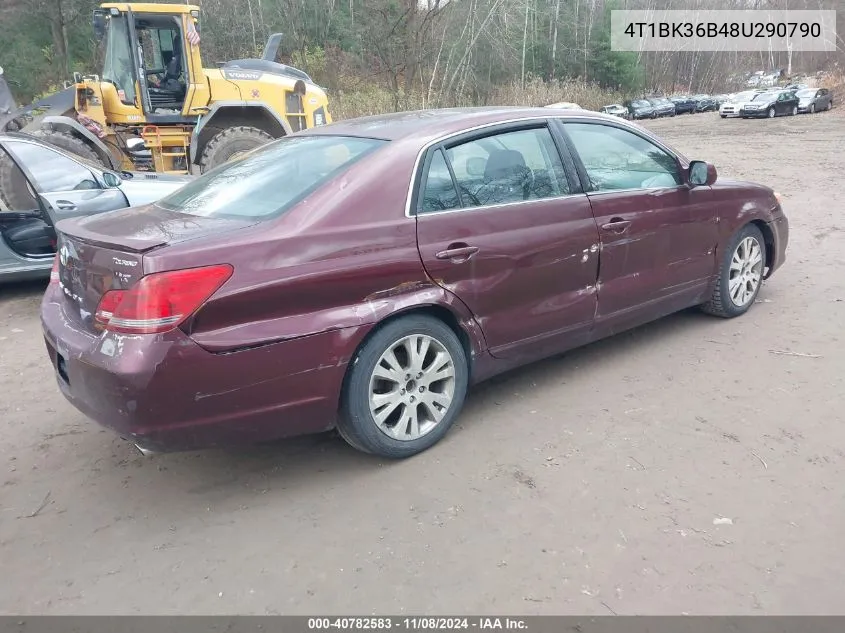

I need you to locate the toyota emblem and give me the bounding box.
[59,244,69,267]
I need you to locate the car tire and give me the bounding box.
[767,107,776,118]
[791,106,798,116]
[338,314,469,458]
[198,126,275,172]
[828,100,833,110]
[810,104,816,114]
[720,114,727,119]
[701,224,767,319]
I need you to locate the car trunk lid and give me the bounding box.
[54,204,254,333]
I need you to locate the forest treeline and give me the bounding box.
[1,0,843,118]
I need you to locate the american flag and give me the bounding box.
[186,20,200,46]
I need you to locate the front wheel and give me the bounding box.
[767,107,776,118]
[810,104,816,114]
[791,106,798,116]
[720,114,727,119]
[701,224,766,318]
[338,315,469,458]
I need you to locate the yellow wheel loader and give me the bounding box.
[2,2,331,210]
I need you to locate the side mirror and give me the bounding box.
[688,160,717,187]
[102,171,122,188]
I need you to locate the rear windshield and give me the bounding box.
[632,100,649,107]
[156,135,386,220]
[796,89,815,97]
[752,93,777,101]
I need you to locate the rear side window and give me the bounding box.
[157,135,386,220]
[420,149,460,213]
[445,127,569,208]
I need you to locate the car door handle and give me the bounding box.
[435,244,479,262]
[55,200,77,211]
[601,218,631,233]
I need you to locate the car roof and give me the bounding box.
[301,107,619,142]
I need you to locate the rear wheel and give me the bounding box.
[828,100,833,110]
[791,105,798,116]
[720,114,727,119]
[701,224,766,318]
[338,315,469,458]
[198,126,275,172]
[810,103,816,114]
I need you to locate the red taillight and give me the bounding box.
[95,264,233,334]
[49,255,60,284]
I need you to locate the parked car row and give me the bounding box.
[610,94,728,119]
[595,86,835,122]
[719,87,834,119]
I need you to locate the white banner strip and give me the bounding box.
[611,9,837,52]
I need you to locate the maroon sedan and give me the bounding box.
[40,108,788,458]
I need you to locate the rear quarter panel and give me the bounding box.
[143,139,486,359]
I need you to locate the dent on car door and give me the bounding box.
[560,121,717,329]
[0,138,128,226]
[414,123,600,361]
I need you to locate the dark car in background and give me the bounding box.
[741,90,799,118]
[695,96,719,112]
[647,97,676,117]
[39,107,789,459]
[626,99,656,119]
[669,95,697,114]
[796,88,833,113]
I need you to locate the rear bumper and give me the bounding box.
[41,287,369,452]
[797,105,812,112]
[766,214,789,278]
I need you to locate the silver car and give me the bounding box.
[0,134,190,283]
[796,88,834,114]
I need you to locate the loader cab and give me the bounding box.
[95,6,199,123]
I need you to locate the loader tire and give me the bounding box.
[0,130,103,210]
[33,130,104,165]
[198,126,275,172]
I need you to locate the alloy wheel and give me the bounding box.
[368,334,456,441]
[728,236,764,307]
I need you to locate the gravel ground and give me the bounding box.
[1,110,844,615]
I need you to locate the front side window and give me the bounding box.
[565,123,681,192]
[444,127,569,208]
[157,135,385,220]
[3,140,99,193]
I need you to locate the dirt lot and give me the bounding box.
[1,110,844,615]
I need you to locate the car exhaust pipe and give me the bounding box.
[135,443,156,457]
